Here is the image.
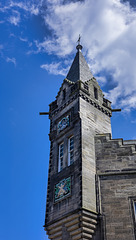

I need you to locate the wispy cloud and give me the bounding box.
[19,37,32,47]
[6,57,16,66]
[120,94,136,112]
[9,1,41,15]
[8,10,20,26]
[0,4,10,12]
[19,37,28,42]
[0,1,42,15]
[96,76,107,85]
[0,0,43,27]
[41,62,69,76]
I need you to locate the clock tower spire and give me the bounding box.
[44,42,112,239]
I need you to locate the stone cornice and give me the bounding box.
[79,92,112,117]
[50,91,112,118]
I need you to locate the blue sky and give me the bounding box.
[0,0,136,240]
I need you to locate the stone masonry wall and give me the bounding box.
[95,133,136,240]
[79,98,111,212]
[45,97,82,225]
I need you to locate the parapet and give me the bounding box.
[95,133,136,175]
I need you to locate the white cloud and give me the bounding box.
[36,0,136,111]
[8,11,20,26]
[19,37,28,42]
[96,76,107,85]
[0,4,10,12]
[120,94,136,112]
[6,57,16,66]
[19,37,33,47]
[41,62,69,76]
[9,1,41,15]
[0,1,42,26]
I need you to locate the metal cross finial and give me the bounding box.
[77,34,81,45]
[76,34,83,51]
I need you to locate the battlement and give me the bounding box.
[95,133,136,175]
[95,134,136,240]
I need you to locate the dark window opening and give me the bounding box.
[68,136,74,166]
[133,201,136,221]
[58,142,64,172]
[94,87,98,100]
[130,197,136,239]
[63,89,66,100]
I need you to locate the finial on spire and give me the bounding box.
[77,34,81,45]
[76,34,83,51]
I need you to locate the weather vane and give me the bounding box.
[77,34,81,45]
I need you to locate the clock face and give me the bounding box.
[58,115,70,133]
[55,177,71,202]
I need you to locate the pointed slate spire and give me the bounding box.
[66,38,93,83]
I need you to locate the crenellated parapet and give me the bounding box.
[95,133,136,240]
[95,133,136,175]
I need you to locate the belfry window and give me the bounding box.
[68,136,74,166]
[58,143,64,172]
[94,87,98,100]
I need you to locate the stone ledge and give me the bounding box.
[97,170,136,176]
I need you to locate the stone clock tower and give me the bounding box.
[44,42,112,240]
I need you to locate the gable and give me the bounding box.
[56,79,74,108]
